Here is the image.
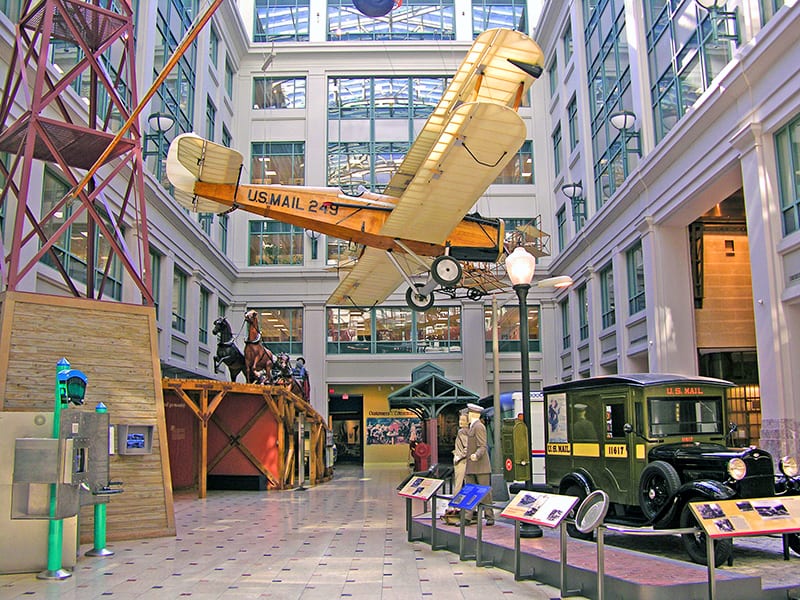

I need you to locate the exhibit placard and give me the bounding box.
[397,476,444,500]
[690,496,800,538]
[448,484,491,511]
[501,490,579,528]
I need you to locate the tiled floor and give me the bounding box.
[0,464,573,599]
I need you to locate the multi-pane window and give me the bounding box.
[327,141,409,193]
[484,304,540,353]
[221,125,232,148]
[218,214,229,253]
[552,124,562,177]
[249,220,304,266]
[556,206,566,252]
[172,267,187,333]
[326,237,357,267]
[153,0,196,136]
[563,21,573,62]
[327,0,454,41]
[626,241,646,315]
[209,25,218,67]
[472,0,527,37]
[199,287,210,344]
[645,1,733,143]
[495,141,534,184]
[760,0,786,24]
[199,213,213,235]
[560,298,571,350]
[600,263,616,329]
[0,0,23,21]
[548,58,558,97]
[253,77,306,109]
[254,0,309,42]
[225,58,234,97]
[774,114,800,236]
[248,308,303,355]
[251,142,305,185]
[218,300,227,320]
[327,76,450,120]
[150,249,162,317]
[586,0,633,208]
[567,96,579,152]
[577,284,589,341]
[327,306,461,354]
[39,168,122,300]
[206,97,216,141]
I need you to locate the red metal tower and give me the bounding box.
[0,0,152,303]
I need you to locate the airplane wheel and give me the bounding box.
[467,288,484,301]
[431,256,462,287]
[406,284,434,312]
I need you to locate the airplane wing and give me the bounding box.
[384,28,543,198]
[328,247,431,307]
[380,101,525,243]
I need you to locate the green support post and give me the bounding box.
[85,402,114,557]
[37,358,72,580]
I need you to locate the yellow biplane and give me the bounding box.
[166,28,546,310]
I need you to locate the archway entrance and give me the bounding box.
[329,394,364,464]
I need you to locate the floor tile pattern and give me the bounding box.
[0,464,574,599]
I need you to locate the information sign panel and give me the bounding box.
[690,496,800,538]
[397,476,444,501]
[501,490,579,528]
[448,484,491,511]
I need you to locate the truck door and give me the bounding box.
[601,396,633,499]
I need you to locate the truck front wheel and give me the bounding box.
[564,484,593,541]
[679,497,732,566]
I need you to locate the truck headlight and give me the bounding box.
[780,456,799,477]
[727,458,747,480]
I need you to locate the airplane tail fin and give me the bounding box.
[166,133,243,213]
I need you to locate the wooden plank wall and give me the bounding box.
[0,291,175,542]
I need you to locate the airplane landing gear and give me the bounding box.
[406,283,434,311]
[431,256,462,287]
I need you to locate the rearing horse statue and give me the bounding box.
[243,310,276,384]
[212,317,246,383]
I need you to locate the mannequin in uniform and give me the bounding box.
[464,403,494,525]
[452,409,469,494]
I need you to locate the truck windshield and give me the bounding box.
[647,396,723,438]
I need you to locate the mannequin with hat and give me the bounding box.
[464,403,494,525]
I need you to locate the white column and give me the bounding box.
[731,122,800,459]
[303,302,328,418]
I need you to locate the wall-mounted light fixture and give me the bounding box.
[561,181,586,229]
[694,0,739,44]
[148,112,175,133]
[305,229,321,260]
[609,110,642,157]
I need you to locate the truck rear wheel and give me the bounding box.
[679,497,732,565]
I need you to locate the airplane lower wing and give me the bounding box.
[328,247,432,308]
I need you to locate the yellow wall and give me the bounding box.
[330,384,417,465]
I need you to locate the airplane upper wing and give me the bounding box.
[380,101,525,243]
[384,28,543,198]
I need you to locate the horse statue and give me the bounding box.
[243,310,276,384]
[212,317,246,383]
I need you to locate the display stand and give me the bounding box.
[688,496,800,600]
[446,484,491,562]
[397,477,445,543]
[500,489,579,593]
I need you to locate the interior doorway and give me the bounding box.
[329,394,364,464]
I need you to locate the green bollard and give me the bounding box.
[38,358,72,580]
[85,402,114,557]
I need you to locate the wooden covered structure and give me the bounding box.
[162,378,330,497]
[0,291,175,542]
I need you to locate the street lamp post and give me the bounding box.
[505,246,542,538]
